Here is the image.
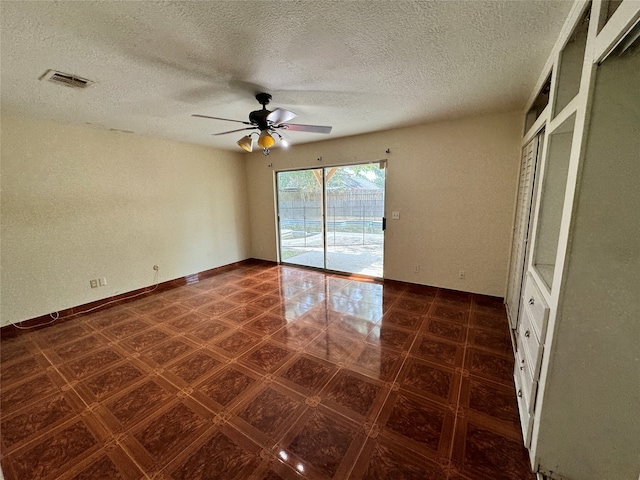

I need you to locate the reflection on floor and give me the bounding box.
[0,262,534,480]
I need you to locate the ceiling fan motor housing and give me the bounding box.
[249,109,271,131]
[249,93,273,131]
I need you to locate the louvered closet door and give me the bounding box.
[506,135,540,329]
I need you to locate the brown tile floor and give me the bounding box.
[0,263,535,480]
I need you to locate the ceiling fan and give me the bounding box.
[192,93,332,155]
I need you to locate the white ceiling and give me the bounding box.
[0,1,572,151]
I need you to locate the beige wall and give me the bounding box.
[1,110,521,326]
[1,116,250,326]
[246,111,521,296]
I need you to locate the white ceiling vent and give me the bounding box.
[40,69,93,89]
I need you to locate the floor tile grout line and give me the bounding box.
[445,298,475,480]
[170,284,360,476]
[342,295,436,479]
[246,338,361,474]
[0,354,80,457]
[45,317,261,478]
[251,317,403,478]
[36,348,154,479]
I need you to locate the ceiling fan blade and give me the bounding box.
[192,114,252,125]
[281,123,332,134]
[267,108,297,124]
[212,127,257,136]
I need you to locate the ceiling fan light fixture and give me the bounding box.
[272,131,289,148]
[257,130,275,149]
[237,135,253,152]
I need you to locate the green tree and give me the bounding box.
[278,165,384,192]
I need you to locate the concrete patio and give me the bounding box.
[280,232,384,277]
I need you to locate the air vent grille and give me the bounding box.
[40,69,94,89]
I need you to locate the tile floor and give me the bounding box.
[0,263,534,480]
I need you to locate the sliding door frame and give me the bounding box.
[275,167,326,270]
[275,160,387,279]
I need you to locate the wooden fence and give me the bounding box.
[278,190,384,220]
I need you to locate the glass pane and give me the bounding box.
[325,164,385,277]
[533,115,575,289]
[277,169,324,269]
[554,5,590,116]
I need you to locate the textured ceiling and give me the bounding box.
[0,1,573,151]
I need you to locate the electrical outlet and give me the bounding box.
[89,279,98,288]
[413,265,419,273]
[99,277,107,286]
[392,211,400,220]
[458,270,466,280]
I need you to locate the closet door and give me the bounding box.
[506,134,541,329]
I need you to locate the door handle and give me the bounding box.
[382,217,386,231]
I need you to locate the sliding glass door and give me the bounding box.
[276,169,324,269]
[325,165,385,276]
[276,164,385,277]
